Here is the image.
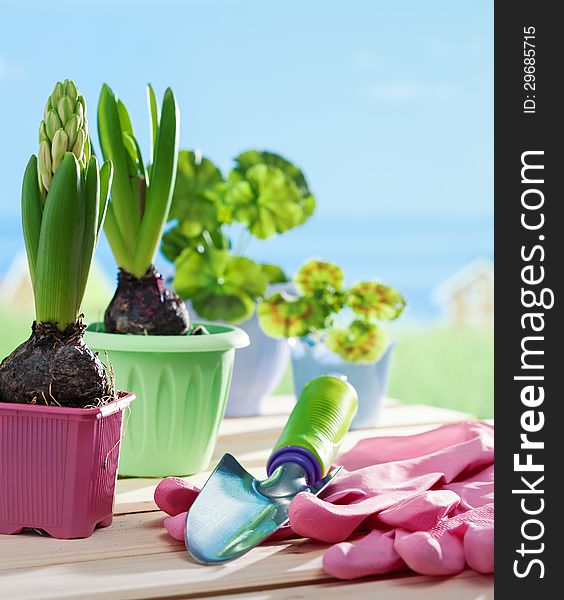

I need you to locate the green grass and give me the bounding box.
[388,325,493,418]
[0,308,35,361]
[274,325,493,419]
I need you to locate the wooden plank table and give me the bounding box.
[0,397,494,599]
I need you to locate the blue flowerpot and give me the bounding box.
[290,338,395,429]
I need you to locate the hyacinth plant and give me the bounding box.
[0,80,115,407]
[97,84,189,335]
[258,260,406,363]
[162,150,315,323]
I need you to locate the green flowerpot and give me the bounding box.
[85,323,249,477]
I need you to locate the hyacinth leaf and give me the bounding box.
[117,99,134,136]
[147,83,159,165]
[133,87,179,276]
[295,260,344,295]
[168,150,225,236]
[326,320,388,364]
[258,293,322,338]
[122,132,148,208]
[104,202,134,270]
[98,160,113,235]
[122,133,141,177]
[346,281,406,320]
[225,164,303,239]
[21,155,43,284]
[260,263,288,284]
[132,135,149,186]
[34,154,84,329]
[78,156,100,304]
[98,84,140,246]
[173,247,267,323]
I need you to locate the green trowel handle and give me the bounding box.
[268,375,358,479]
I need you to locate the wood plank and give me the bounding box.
[0,537,339,599]
[0,512,181,571]
[213,571,494,600]
[0,536,493,600]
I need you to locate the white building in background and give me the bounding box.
[432,258,494,328]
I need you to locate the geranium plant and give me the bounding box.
[162,150,315,323]
[97,84,189,335]
[0,80,114,407]
[258,260,406,363]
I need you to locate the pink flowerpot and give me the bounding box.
[0,393,134,539]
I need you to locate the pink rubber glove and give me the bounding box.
[154,477,199,540]
[295,423,494,578]
[290,422,493,543]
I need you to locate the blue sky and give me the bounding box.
[0,0,493,318]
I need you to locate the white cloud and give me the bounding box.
[363,81,456,102]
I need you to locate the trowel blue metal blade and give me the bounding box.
[185,453,340,564]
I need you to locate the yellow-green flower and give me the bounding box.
[346,281,406,320]
[326,320,388,363]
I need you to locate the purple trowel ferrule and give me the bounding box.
[267,446,322,485]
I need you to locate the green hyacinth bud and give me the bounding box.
[45,110,62,141]
[38,122,49,144]
[51,82,64,106]
[72,129,85,160]
[57,96,74,125]
[39,141,52,191]
[37,79,89,193]
[65,79,78,100]
[64,115,79,147]
[51,129,68,172]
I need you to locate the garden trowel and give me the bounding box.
[186,374,358,564]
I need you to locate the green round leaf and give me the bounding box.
[326,320,388,364]
[260,263,288,284]
[173,247,267,323]
[234,150,311,197]
[162,223,230,263]
[294,260,344,295]
[346,281,406,320]
[193,290,255,324]
[233,150,316,229]
[299,194,316,224]
[161,225,191,262]
[225,164,305,239]
[258,293,323,338]
[169,150,225,236]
